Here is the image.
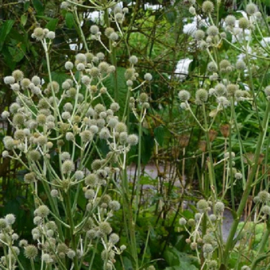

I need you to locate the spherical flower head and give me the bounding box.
[96,52,105,60]
[94,103,106,113]
[67,249,76,259]
[65,61,74,70]
[193,30,205,41]
[115,122,127,133]
[179,217,186,226]
[0,218,7,229]
[62,160,75,174]
[241,266,251,270]
[127,134,138,145]
[215,201,225,213]
[196,88,208,103]
[24,172,36,184]
[264,86,270,97]
[144,73,153,81]
[80,130,93,143]
[262,205,270,215]
[33,27,45,40]
[14,129,25,140]
[4,76,15,84]
[74,170,85,180]
[203,243,213,253]
[109,200,121,211]
[2,151,9,158]
[99,221,112,235]
[197,199,209,212]
[61,152,71,161]
[28,150,41,161]
[109,32,119,41]
[215,83,227,96]
[50,189,59,197]
[45,31,55,39]
[47,81,59,93]
[125,68,135,80]
[91,159,103,170]
[66,132,75,141]
[225,15,236,27]
[207,61,218,72]
[110,102,120,112]
[24,245,38,259]
[12,70,24,81]
[12,113,25,126]
[178,90,190,101]
[37,135,48,146]
[85,173,98,186]
[99,127,110,140]
[36,205,50,218]
[105,27,115,38]
[246,3,257,15]
[5,214,15,225]
[239,17,250,29]
[258,190,270,203]
[1,111,10,120]
[109,233,119,244]
[85,189,95,199]
[76,63,85,71]
[202,1,214,13]
[207,25,219,37]
[42,253,53,264]
[236,59,246,70]
[139,93,149,103]
[129,55,138,65]
[99,61,109,73]
[90,125,99,134]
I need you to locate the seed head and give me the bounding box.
[193,30,205,41]
[91,159,103,170]
[264,86,270,97]
[33,27,45,40]
[12,70,24,81]
[5,214,15,225]
[236,59,246,70]
[225,15,236,27]
[4,76,15,84]
[109,200,120,211]
[258,190,270,203]
[178,90,191,101]
[246,3,257,15]
[215,201,225,213]
[203,243,213,253]
[12,113,25,126]
[207,61,218,72]
[28,150,41,161]
[179,217,187,226]
[196,89,208,102]
[144,73,152,81]
[80,130,93,142]
[85,173,98,186]
[62,160,75,174]
[115,122,127,133]
[207,25,219,36]
[197,199,209,212]
[99,221,112,235]
[262,205,270,215]
[239,17,250,29]
[202,1,214,13]
[215,83,227,96]
[24,245,38,259]
[99,128,110,140]
[65,61,74,70]
[127,134,138,145]
[85,189,95,199]
[35,205,50,218]
[66,132,75,141]
[24,172,36,184]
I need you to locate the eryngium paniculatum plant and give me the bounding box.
[1,25,140,270]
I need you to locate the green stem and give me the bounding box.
[223,101,270,265]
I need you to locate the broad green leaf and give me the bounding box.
[20,14,28,26]
[45,18,59,31]
[154,125,165,146]
[33,0,44,14]
[103,67,129,116]
[65,12,75,29]
[0,20,15,51]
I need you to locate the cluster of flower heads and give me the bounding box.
[179,199,225,267]
[0,23,149,269]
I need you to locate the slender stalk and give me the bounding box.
[223,101,270,265]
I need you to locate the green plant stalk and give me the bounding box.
[202,104,216,196]
[223,101,270,265]
[134,109,143,224]
[121,168,139,270]
[250,219,270,270]
[64,192,79,270]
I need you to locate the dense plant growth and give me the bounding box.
[2,0,270,269]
